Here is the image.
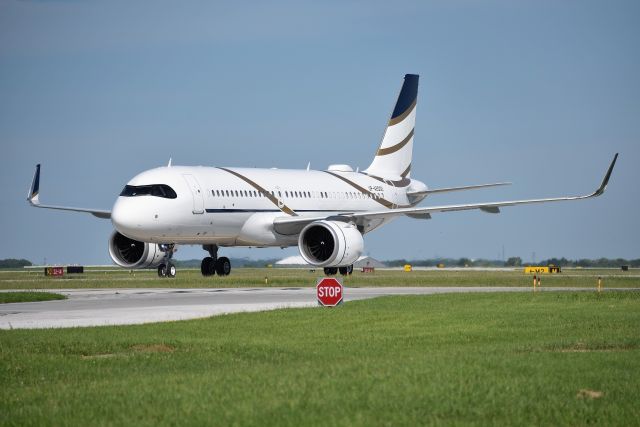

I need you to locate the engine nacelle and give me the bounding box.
[108,231,165,269]
[298,220,363,267]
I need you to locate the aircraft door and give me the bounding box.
[182,174,205,214]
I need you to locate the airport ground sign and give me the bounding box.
[316,277,343,307]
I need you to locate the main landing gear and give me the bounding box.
[157,244,177,278]
[200,244,231,277]
[323,265,354,276]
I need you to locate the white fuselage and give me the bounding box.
[111,165,425,247]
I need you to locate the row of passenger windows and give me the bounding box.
[211,189,383,200]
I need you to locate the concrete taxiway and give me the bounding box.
[0,286,625,329]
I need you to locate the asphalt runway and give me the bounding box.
[0,286,617,329]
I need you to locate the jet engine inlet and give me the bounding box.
[108,231,165,269]
[298,220,363,267]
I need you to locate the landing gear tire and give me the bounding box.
[167,262,177,278]
[201,257,216,276]
[158,264,167,277]
[339,265,353,276]
[323,267,338,276]
[215,257,231,276]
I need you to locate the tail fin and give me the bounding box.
[364,74,418,180]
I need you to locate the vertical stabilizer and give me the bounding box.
[364,74,418,180]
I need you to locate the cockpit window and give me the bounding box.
[120,184,177,199]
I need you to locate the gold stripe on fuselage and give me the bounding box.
[217,168,298,216]
[324,171,412,209]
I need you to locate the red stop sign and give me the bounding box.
[316,277,343,307]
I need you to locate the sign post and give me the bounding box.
[316,277,343,307]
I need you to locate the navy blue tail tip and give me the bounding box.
[31,164,41,197]
[391,74,419,119]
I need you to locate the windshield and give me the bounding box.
[120,184,177,199]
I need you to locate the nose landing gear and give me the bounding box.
[157,244,177,278]
[158,262,176,278]
[201,244,231,277]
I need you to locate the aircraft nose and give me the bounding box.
[111,198,141,237]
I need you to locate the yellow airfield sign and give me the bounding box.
[524,266,561,274]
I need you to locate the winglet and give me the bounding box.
[592,153,618,197]
[28,164,41,205]
[25,164,111,219]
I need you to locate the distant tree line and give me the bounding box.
[0,259,33,269]
[385,257,640,268]
[385,258,505,267]
[538,257,640,268]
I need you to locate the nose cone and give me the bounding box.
[111,197,146,239]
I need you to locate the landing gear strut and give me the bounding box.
[157,244,176,278]
[201,244,231,277]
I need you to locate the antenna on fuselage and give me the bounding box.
[306,162,311,171]
[167,158,172,167]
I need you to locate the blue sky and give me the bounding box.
[1,0,638,265]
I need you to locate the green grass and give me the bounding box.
[0,292,66,304]
[1,267,639,289]
[1,292,639,426]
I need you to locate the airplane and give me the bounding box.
[27,74,618,278]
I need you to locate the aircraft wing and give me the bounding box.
[27,164,112,219]
[274,153,618,235]
[407,181,511,197]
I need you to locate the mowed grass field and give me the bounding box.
[1,267,639,289]
[1,291,639,426]
[0,292,65,304]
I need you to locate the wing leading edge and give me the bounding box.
[407,181,511,197]
[274,153,618,235]
[27,164,112,219]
